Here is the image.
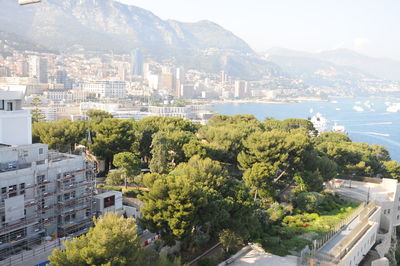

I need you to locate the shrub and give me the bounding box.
[266,202,287,222]
[282,213,319,227]
[292,192,323,213]
[122,188,142,198]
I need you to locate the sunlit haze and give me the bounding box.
[117,0,400,59]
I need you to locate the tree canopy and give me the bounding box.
[49,212,179,266]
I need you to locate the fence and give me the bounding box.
[312,201,378,264]
[0,239,64,266]
[312,201,366,251]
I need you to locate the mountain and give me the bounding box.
[318,49,400,81]
[0,0,281,80]
[265,48,400,81]
[0,30,51,56]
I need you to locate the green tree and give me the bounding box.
[134,116,198,161]
[86,109,113,123]
[49,212,178,266]
[219,229,243,253]
[90,119,135,171]
[293,170,324,193]
[149,130,194,173]
[183,139,207,159]
[383,160,400,179]
[141,156,258,246]
[32,119,87,152]
[292,192,323,213]
[105,169,126,185]
[242,163,277,200]
[31,97,45,123]
[113,152,141,188]
[199,114,263,164]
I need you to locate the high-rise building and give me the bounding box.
[29,56,48,83]
[16,59,29,77]
[0,67,11,77]
[130,49,143,76]
[234,80,246,98]
[175,68,185,98]
[0,90,95,261]
[55,70,72,90]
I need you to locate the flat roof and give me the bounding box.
[95,191,122,199]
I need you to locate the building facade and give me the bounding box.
[0,90,95,261]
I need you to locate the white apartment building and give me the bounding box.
[81,81,126,99]
[307,178,400,266]
[148,105,214,124]
[0,90,32,146]
[43,89,73,103]
[0,90,95,261]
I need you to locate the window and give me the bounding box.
[39,148,43,155]
[1,187,6,194]
[6,102,13,111]
[20,183,25,190]
[388,209,391,214]
[64,193,70,201]
[104,195,115,208]
[8,185,16,191]
[0,100,4,110]
[37,175,45,184]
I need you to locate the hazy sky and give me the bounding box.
[117,0,400,59]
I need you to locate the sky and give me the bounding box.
[117,0,400,60]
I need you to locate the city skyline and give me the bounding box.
[117,0,400,60]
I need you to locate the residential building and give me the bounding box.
[81,80,126,99]
[307,178,400,266]
[0,90,95,261]
[29,56,48,84]
[130,49,143,76]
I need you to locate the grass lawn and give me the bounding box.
[261,200,360,256]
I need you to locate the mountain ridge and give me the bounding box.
[0,0,281,79]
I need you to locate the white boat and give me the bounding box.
[332,122,346,134]
[387,103,400,113]
[310,113,327,134]
[353,105,364,112]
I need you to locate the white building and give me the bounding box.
[94,191,123,216]
[0,90,32,146]
[29,56,48,84]
[82,81,126,99]
[309,178,400,266]
[0,90,95,261]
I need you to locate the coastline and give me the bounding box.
[195,97,328,106]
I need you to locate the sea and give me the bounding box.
[212,97,400,162]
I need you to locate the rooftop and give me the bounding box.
[330,178,397,202]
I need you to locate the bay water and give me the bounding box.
[212,97,400,162]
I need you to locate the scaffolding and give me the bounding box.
[56,165,95,237]
[0,156,95,261]
[0,169,55,260]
